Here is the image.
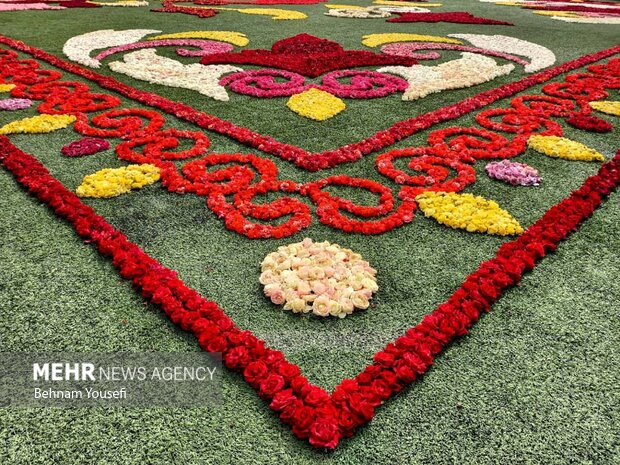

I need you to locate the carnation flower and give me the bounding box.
[485,160,542,186]
[0,98,33,111]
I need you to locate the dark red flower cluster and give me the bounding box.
[61,137,110,157]
[566,113,614,133]
[2,134,618,449]
[1,35,617,173]
[200,34,418,78]
[521,3,620,15]
[151,0,217,18]
[387,12,514,25]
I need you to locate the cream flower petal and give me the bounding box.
[448,34,555,72]
[108,49,242,101]
[379,53,514,101]
[63,29,161,68]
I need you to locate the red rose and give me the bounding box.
[280,399,302,424]
[301,385,329,407]
[243,360,268,387]
[269,388,297,412]
[206,335,228,353]
[290,375,308,394]
[394,361,416,384]
[338,407,360,433]
[346,392,374,422]
[309,417,341,449]
[264,349,284,366]
[259,373,285,399]
[291,405,316,438]
[373,351,395,368]
[275,361,301,379]
[224,346,249,370]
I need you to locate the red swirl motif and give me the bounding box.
[74,108,166,139]
[376,147,476,199]
[116,129,211,164]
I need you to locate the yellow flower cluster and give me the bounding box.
[148,31,249,47]
[212,7,307,20]
[590,100,620,116]
[0,114,76,135]
[527,135,605,162]
[415,191,524,236]
[287,88,346,121]
[0,84,16,93]
[76,164,160,198]
[361,33,462,48]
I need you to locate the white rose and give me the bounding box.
[259,270,275,285]
[312,295,331,317]
[351,291,370,309]
[290,298,307,313]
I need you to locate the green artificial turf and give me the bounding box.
[0,0,619,463]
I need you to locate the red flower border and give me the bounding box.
[0,34,618,171]
[2,135,618,449]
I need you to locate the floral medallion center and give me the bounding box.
[260,238,378,318]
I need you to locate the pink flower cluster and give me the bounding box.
[220,69,408,99]
[0,97,32,110]
[485,159,542,186]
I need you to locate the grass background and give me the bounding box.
[0,0,619,463]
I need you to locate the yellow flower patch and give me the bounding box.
[0,114,76,135]
[362,33,462,48]
[212,8,307,20]
[147,31,249,47]
[590,101,620,116]
[286,88,346,121]
[325,4,367,9]
[0,84,16,93]
[415,191,523,236]
[527,135,605,162]
[76,164,161,198]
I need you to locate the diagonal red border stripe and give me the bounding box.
[1,135,619,448]
[0,34,618,171]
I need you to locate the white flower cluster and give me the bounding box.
[325,7,391,18]
[325,5,428,18]
[63,29,160,68]
[109,49,242,101]
[448,34,556,73]
[379,52,514,101]
[260,238,378,318]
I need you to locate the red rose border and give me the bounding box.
[0,34,618,171]
[2,135,619,448]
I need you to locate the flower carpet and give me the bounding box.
[0,0,618,462]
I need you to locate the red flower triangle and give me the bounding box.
[199,33,417,78]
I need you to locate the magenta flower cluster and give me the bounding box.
[0,98,32,111]
[485,160,542,186]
